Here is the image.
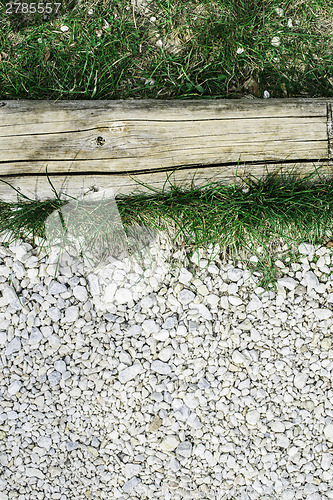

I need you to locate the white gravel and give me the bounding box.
[0,226,333,500]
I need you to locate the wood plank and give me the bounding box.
[0,98,332,202]
[0,161,331,204]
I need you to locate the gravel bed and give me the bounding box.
[0,227,333,500]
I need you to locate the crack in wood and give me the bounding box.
[0,158,330,178]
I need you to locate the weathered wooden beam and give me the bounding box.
[0,98,332,202]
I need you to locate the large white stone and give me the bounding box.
[183,394,199,409]
[8,380,22,395]
[124,463,141,478]
[232,350,247,364]
[25,468,45,479]
[73,285,88,302]
[151,360,171,375]
[277,277,298,290]
[294,372,308,389]
[48,281,67,295]
[114,287,133,304]
[227,268,243,282]
[324,424,333,443]
[64,306,79,323]
[5,337,21,356]
[313,308,332,320]
[178,289,195,305]
[270,420,285,433]
[176,441,192,458]
[161,435,180,452]
[246,410,260,425]
[118,363,143,383]
[229,296,243,306]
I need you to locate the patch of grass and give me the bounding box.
[0,164,332,292]
[0,0,332,100]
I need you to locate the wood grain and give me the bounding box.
[0,98,332,202]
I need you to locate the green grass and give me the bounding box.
[0,164,332,292]
[0,0,332,100]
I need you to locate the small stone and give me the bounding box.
[197,378,210,389]
[115,287,133,304]
[124,463,141,478]
[246,410,260,425]
[118,363,143,383]
[0,331,6,345]
[73,285,88,302]
[152,329,169,341]
[54,360,66,373]
[47,307,61,322]
[232,350,247,364]
[247,295,262,312]
[277,277,298,290]
[169,457,180,472]
[270,420,286,433]
[189,303,212,320]
[321,453,332,470]
[183,393,199,409]
[29,328,43,346]
[276,435,290,448]
[104,283,117,302]
[229,296,243,306]
[162,316,178,329]
[206,294,219,307]
[140,294,157,309]
[227,268,243,282]
[294,372,308,389]
[123,477,140,493]
[303,271,319,290]
[161,436,180,452]
[178,289,195,305]
[48,281,67,295]
[8,380,22,395]
[64,305,79,323]
[5,337,21,356]
[47,370,62,386]
[324,424,333,443]
[37,436,52,451]
[158,347,174,362]
[151,360,172,375]
[149,415,162,432]
[142,319,159,334]
[176,441,192,458]
[25,467,45,479]
[187,413,202,428]
[86,274,100,296]
[67,440,79,451]
[204,450,217,466]
[298,242,315,255]
[178,268,193,285]
[313,308,332,320]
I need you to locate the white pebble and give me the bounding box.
[118,363,143,384]
[324,424,333,443]
[8,380,22,395]
[5,337,21,356]
[161,435,179,452]
[246,410,260,425]
[73,285,88,302]
[158,347,174,362]
[178,289,195,305]
[115,287,133,304]
[294,372,308,389]
[151,360,172,375]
